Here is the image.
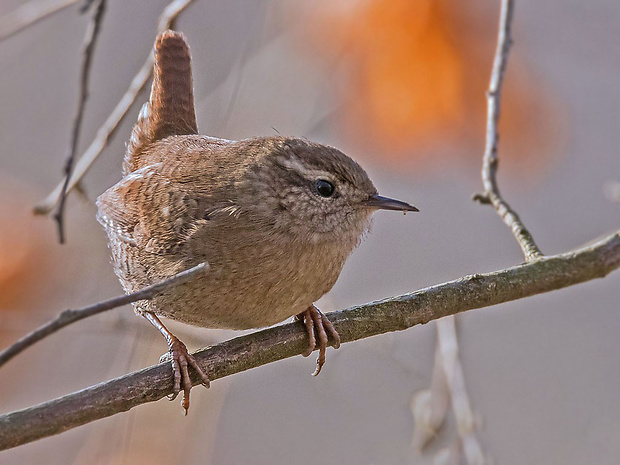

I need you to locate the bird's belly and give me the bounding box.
[150,254,342,330]
[108,225,352,331]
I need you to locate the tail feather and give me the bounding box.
[123,30,198,175]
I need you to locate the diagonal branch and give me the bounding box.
[472,0,543,262]
[33,0,197,216]
[53,0,106,244]
[0,0,79,42]
[1,231,619,451]
[0,263,207,368]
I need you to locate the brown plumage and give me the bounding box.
[124,31,197,176]
[97,31,418,413]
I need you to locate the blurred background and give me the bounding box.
[0,0,619,463]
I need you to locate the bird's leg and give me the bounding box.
[143,312,210,415]
[296,305,341,376]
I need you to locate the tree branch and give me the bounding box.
[33,0,197,216]
[0,0,79,42]
[53,0,106,244]
[0,263,207,369]
[472,0,543,262]
[1,231,619,451]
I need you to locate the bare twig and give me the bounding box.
[0,0,79,42]
[411,338,450,452]
[437,317,484,464]
[472,0,543,262]
[413,317,485,462]
[1,232,619,450]
[419,3,524,461]
[34,0,197,216]
[0,263,207,369]
[53,0,106,244]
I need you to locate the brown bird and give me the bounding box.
[96,31,418,413]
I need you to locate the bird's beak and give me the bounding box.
[361,194,419,212]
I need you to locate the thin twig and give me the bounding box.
[1,231,619,450]
[0,263,207,369]
[420,3,524,460]
[0,0,79,42]
[436,317,484,464]
[53,0,106,244]
[410,337,450,453]
[33,57,151,215]
[472,0,543,262]
[33,0,197,216]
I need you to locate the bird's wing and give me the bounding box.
[96,163,207,254]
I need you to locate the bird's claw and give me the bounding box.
[163,337,210,414]
[297,305,340,376]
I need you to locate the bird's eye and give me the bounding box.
[315,179,335,198]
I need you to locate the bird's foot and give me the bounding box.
[160,336,210,415]
[296,305,341,376]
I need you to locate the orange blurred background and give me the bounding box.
[292,0,561,171]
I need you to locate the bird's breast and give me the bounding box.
[155,230,353,329]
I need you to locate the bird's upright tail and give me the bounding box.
[123,30,198,175]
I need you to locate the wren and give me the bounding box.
[96,31,418,413]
